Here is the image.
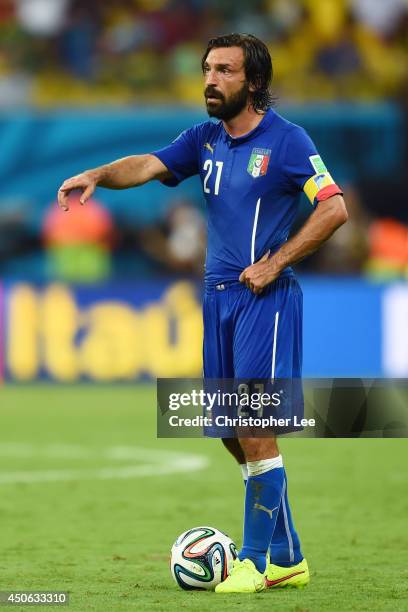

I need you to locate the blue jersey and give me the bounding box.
[153,109,339,285]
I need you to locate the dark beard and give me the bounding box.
[205,83,250,121]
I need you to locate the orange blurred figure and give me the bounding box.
[43,195,114,282]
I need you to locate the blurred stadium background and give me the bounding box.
[0,1,407,609]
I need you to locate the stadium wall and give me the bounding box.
[0,104,403,231]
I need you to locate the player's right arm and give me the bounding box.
[57,154,173,211]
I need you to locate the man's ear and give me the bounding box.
[248,74,261,93]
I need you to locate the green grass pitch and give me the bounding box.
[0,384,407,611]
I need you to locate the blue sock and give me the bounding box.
[269,469,303,567]
[238,458,284,574]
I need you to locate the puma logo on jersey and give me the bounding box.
[204,142,215,154]
[254,503,279,519]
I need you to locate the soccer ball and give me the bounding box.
[170,526,237,590]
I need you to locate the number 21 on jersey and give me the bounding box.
[203,160,223,195]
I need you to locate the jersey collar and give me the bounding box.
[220,108,276,144]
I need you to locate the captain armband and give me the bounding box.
[303,173,343,207]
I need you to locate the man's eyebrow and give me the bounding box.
[204,62,235,70]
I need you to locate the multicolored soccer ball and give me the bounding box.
[170,526,237,590]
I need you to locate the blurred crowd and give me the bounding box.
[1,185,407,283]
[0,0,408,107]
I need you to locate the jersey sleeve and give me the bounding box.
[152,127,199,187]
[282,126,342,206]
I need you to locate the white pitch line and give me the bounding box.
[0,444,209,485]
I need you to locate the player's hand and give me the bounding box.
[57,171,98,211]
[239,251,280,295]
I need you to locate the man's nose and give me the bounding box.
[205,69,219,86]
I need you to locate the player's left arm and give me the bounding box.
[240,194,347,294]
[272,193,348,270]
[240,126,347,294]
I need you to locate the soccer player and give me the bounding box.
[58,33,347,594]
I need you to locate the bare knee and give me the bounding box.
[221,438,245,464]
[238,437,279,462]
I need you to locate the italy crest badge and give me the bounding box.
[247,148,271,178]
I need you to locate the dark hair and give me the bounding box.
[201,33,274,113]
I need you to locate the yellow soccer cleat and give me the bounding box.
[215,558,266,594]
[265,558,310,588]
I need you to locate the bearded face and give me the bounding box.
[203,47,252,121]
[204,81,250,121]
